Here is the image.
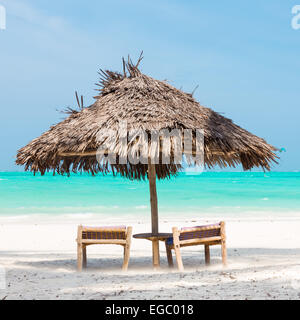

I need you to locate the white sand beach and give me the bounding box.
[1,216,300,300]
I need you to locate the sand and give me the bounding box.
[0,216,300,300]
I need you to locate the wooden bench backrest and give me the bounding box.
[179,223,222,241]
[172,222,225,247]
[78,226,128,241]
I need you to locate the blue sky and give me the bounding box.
[0,0,299,171]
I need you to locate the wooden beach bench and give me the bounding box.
[76,225,132,271]
[165,222,227,271]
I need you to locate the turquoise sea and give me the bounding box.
[0,172,299,221]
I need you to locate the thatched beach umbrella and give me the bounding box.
[16,55,278,266]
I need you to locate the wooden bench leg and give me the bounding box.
[82,245,87,269]
[221,240,227,266]
[122,245,131,271]
[165,242,174,268]
[77,243,83,272]
[205,245,210,265]
[122,226,132,271]
[172,227,183,271]
[174,244,183,271]
[220,221,227,266]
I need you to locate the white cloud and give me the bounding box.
[1,0,68,32]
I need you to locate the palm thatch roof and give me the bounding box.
[16,55,278,179]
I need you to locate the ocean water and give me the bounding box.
[0,172,299,221]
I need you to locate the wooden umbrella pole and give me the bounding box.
[149,163,158,234]
[148,161,160,268]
